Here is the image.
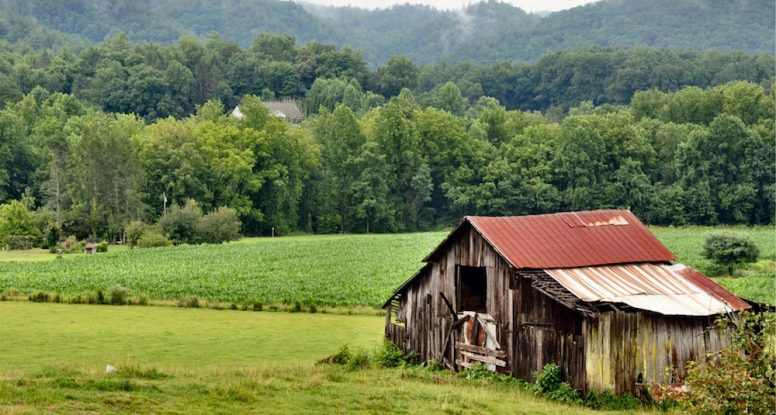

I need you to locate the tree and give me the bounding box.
[433,82,465,115]
[315,104,365,232]
[195,207,241,243]
[157,199,202,244]
[373,56,418,98]
[0,200,40,248]
[702,234,760,276]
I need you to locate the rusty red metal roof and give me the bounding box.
[676,266,752,311]
[459,210,676,269]
[544,263,750,316]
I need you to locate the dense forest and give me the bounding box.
[0,34,773,120]
[1,77,773,242]
[1,0,773,64]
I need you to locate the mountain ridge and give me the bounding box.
[1,0,773,65]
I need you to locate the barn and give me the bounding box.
[383,210,751,394]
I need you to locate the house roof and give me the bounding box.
[262,100,304,121]
[544,263,750,316]
[426,210,676,269]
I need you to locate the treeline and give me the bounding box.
[1,80,773,241]
[0,34,773,120]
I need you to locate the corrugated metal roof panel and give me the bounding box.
[544,263,748,316]
[466,210,675,269]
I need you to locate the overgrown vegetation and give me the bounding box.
[703,234,760,275]
[671,311,776,414]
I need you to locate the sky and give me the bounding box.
[299,0,600,13]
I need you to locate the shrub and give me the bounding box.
[108,285,130,305]
[291,302,302,312]
[532,363,584,406]
[375,341,414,368]
[195,207,241,244]
[158,199,202,244]
[584,390,639,410]
[46,226,60,251]
[317,345,371,370]
[703,234,760,275]
[0,201,41,248]
[137,231,172,248]
[96,288,105,304]
[60,235,85,253]
[124,221,147,248]
[676,311,775,414]
[4,235,36,250]
[178,296,199,308]
[533,363,563,394]
[308,304,317,313]
[318,345,352,365]
[96,241,109,253]
[28,291,50,302]
[252,302,263,311]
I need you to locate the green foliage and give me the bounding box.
[107,285,129,305]
[136,231,172,248]
[0,200,40,248]
[178,296,200,308]
[158,200,202,244]
[124,221,146,249]
[533,363,563,395]
[703,234,760,275]
[374,341,414,368]
[195,207,241,244]
[676,312,776,414]
[95,241,108,253]
[584,390,641,410]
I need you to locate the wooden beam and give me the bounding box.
[440,292,457,321]
[455,342,507,358]
[455,359,475,369]
[460,351,507,367]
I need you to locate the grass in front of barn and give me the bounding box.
[0,226,772,306]
[0,302,647,414]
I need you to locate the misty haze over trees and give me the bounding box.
[1,0,773,64]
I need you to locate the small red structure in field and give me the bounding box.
[84,243,97,255]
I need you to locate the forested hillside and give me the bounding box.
[0,34,772,119]
[1,0,773,64]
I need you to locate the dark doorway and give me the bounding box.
[457,266,487,313]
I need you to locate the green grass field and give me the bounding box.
[0,227,773,306]
[0,302,646,414]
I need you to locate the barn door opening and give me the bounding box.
[456,265,487,313]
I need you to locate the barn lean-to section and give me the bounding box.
[384,210,751,394]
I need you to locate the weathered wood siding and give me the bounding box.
[385,224,585,388]
[384,224,732,394]
[513,274,586,389]
[584,311,728,394]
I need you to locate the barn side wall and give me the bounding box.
[584,311,729,394]
[385,224,586,389]
[513,274,586,390]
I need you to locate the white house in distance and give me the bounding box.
[231,99,305,123]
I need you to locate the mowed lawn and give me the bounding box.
[0,301,383,370]
[0,302,645,414]
[0,226,773,306]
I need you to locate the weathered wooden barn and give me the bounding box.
[383,210,751,394]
